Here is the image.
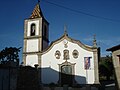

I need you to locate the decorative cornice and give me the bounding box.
[24,35,42,39]
[23,51,41,55]
[41,34,97,54]
[58,61,76,66]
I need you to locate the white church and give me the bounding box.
[22,2,99,87]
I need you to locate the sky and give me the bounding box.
[0,0,120,62]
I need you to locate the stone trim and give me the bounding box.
[38,38,41,52]
[23,20,28,65]
[25,18,41,22]
[23,39,27,65]
[23,54,27,65]
[24,20,28,37]
[38,53,41,67]
[93,49,100,84]
[42,34,95,55]
[23,52,41,55]
[24,35,42,39]
[38,53,42,84]
[72,49,79,59]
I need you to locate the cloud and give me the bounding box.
[83,37,120,56]
[83,36,120,47]
[98,37,120,47]
[83,37,93,42]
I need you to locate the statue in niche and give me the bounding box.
[63,50,69,60]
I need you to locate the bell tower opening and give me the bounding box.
[30,23,36,36]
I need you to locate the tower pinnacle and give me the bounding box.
[93,34,97,47]
[29,0,43,19]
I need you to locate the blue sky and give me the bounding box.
[0,0,120,62]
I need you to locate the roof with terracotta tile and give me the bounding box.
[106,44,120,51]
[29,3,43,19]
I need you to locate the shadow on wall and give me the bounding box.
[41,67,86,86]
[17,66,39,90]
[16,66,86,90]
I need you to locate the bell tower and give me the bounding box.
[23,2,49,67]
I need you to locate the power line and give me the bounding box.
[43,0,120,22]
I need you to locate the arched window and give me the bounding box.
[30,23,36,36]
[61,65,72,74]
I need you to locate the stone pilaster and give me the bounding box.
[38,53,41,67]
[23,39,27,53]
[38,53,42,84]
[38,38,42,51]
[93,48,99,84]
[23,20,28,65]
[23,54,26,65]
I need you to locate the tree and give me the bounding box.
[0,47,21,65]
[99,55,114,80]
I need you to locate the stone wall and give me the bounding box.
[0,61,18,90]
[17,66,39,90]
[112,49,120,90]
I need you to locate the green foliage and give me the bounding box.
[99,55,114,81]
[0,47,21,64]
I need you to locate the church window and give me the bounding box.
[55,50,61,59]
[30,23,36,36]
[72,50,79,59]
[61,65,72,74]
[63,50,69,60]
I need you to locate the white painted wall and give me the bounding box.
[26,55,38,67]
[26,39,38,52]
[41,39,95,84]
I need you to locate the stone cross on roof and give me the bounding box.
[93,34,97,47]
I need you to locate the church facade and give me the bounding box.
[23,2,99,86]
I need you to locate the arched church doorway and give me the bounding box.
[61,65,73,86]
[58,61,76,86]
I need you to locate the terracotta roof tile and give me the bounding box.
[30,4,43,19]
